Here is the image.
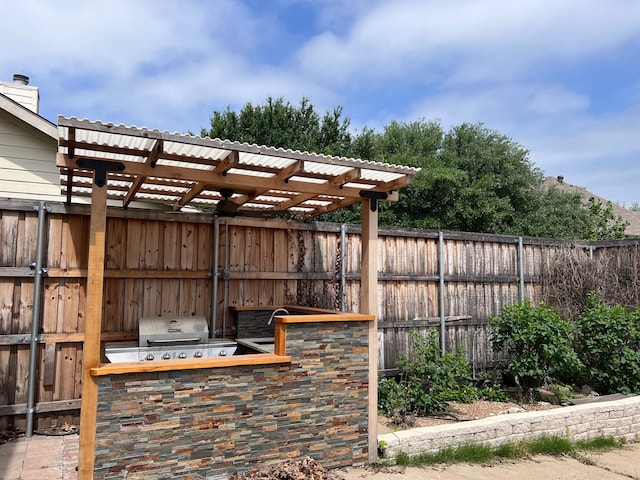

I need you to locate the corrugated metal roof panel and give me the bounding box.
[56,116,420,219]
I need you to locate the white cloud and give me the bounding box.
[2,0,331,130]
[1,0,639,205]
[295,0,640,86]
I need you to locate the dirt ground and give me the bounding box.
[378,399,560,430]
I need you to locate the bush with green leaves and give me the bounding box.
[490,301,582,400]
[574,294,640,394]
[378,375,409,421]
[399,330,470,408]
[378,330,507,420]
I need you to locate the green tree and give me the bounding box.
[584,198,628,240]
[201,101,627,240]
[435,123,541,232]
[509,188,593,239]
[336,121,543,233]
[201,97,351,156]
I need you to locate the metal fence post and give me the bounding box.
[438,231,446,353]
[26,201,47,437]
[518,237,525,302]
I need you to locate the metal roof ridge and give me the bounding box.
[57,116,421,174]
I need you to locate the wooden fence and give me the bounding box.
[1,198,638,428]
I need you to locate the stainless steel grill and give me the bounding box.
[105,315,236,362]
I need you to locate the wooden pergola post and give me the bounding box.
[361,198,379,464]
[77,179,108,479]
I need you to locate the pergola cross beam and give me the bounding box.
[123,139,164,208]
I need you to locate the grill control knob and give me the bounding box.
[162,353,171,360]
[178,352,187,359]
[219,350,227,356]
[145,353,155,361]
[194,351,203,358]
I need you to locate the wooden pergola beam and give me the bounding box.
[57,153,389,202]
[212,150,239,175]
[176,181,209,207]
[329,167,360,187]
[123,139,164,208]
[231,160,304,206]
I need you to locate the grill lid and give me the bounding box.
[138,316,209,346]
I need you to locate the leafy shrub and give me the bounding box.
[378,330,508,419]
[547,383,577,404]
[574,294,640,394]
[378,375,409,420]
[490,301,582,400]
[477,384,510,402]
[398,330,471,415]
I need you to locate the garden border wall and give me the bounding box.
[379,396,640,458]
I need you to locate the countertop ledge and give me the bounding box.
[90,353,292,376]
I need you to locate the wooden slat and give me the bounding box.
[0,210,19,266]
[0,346,10,415]
[378,316,473,328]
[0,331,137,345]
[40,268,214,279]
[0,267,33,277]
[0,398,82,416]
[14,346,29,405]
[42,343,56,386]
[278,314,373,323]
[0,279,14,335]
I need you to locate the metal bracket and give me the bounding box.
[22,335,44,344]
[76,158,125,187]
[33,205,53,213]
[28,263,48,275]
[359,190,388,212]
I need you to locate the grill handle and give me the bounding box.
[146,337,202,345]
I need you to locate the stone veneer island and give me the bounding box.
[91,308,373,479]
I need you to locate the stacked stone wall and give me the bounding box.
[94,320,369,479]
[379,396,640,459]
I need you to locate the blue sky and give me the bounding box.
[2,0,640,206]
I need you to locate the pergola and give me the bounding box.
[56,116,420,478]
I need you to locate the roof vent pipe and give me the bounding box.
[13,74,29,85]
